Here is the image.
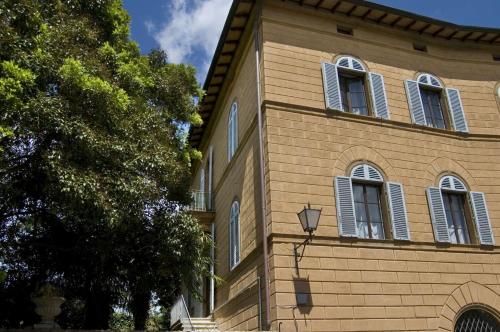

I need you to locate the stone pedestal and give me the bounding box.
[32,296,65,329]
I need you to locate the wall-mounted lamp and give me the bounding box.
[294,203,321,273]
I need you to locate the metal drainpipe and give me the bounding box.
[254,2,271,330]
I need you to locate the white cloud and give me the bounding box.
[153,0,232,81]
[144,19,156,34]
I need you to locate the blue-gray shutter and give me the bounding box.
[321,62,342,111]
[386,182,410,241]
[405,80,426,125]
[334,176,357,237]
[426,187,450,243]
[446,88,469,133]
[469,192,494,245]
[369,72,390,119]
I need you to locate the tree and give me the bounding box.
[0,0,209,329]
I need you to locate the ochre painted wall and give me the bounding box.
[261,1,500,331]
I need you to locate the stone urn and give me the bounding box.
[32,284,65,329]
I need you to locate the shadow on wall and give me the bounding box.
[293,276,312,315]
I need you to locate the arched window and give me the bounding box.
[229,200,240,269]
[427,175,494,245]
[321,56,390,119]
[336,56,368,116]
[405,73,468,132]
[334,164,410,241]
[416,73,448,129]
[455,308,500,332]
[227,102,238,161]
[350,164,386,239]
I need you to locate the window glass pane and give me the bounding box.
[349,78,367,115]
[230,202,240,267]
[339,75,349,111]
[421,88,446,129]
[366,186,380,204]
[352,182,385,240]
[370,222,385,240]
[368,203,382,222]
[357,221,369,239]
[355,202,367,222]
[349,79,364,93]
[450,195,470,244]
[353,184,364,202]
[339,73,368,115]
[442,192,470,244]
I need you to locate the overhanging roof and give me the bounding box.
[189,0,500,149]
[189,0,255,149]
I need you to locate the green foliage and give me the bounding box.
[0,0,208,329]
[0,60,36,107]
[109,311,134,331]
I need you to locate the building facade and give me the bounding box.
[181,0,500,331]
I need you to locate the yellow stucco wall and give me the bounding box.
[261,1,500,331]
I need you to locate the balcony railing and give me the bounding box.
[190,190,213,212]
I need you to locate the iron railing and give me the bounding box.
[190,190,213,212]
[170,294,194,331]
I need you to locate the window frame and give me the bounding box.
[416,73,452,130]
[352,181,387,240]
[227,101,238,162]
[336,56,372,116]
[439,175,476,245]
[229,199,241,270]
[338,71,370,116]
[350,164,391,240]
[420,86,448,129]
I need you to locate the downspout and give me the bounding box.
[209,146,215,315]
[254,2,271,330]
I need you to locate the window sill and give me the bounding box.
[338,235,494,250]
[326,107,471,137]
[229,260,241,272]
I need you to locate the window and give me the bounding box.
[227,102,238,161]
[229,200,240,269]
[405,73,469,132]
[337,25,353,36]
[352,182,385,239]
[442,192,470,244]
[427,175,495,245]
[321,56,390,119]
[413,43,427,52]
[337,57,369,115]
[339,74,368,115]
[420,88,446,129]
[334,164,410,241]
[455,308,500,332]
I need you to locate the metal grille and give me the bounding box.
[455,309,500,332]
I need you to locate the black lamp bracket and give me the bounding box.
[294,230,313,273]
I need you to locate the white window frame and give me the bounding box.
[439,175,470,244]
[350,164,386,239]
[227,102,238,162]
[229,200,241,270]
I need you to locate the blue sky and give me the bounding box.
[122,0,500,83]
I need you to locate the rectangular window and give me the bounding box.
[352,183,385,239]
[420,88,447,129]
[413,43,427,52]
[337,25,353,36]
[339,74,368,115]
[442,192,471,244]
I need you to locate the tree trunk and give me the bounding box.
[84,289,112,330]
[130,291,151,330]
